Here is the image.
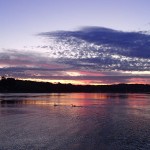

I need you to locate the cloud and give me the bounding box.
[38,26,150,72]
[0,26,150,84]
[0,49,72,79]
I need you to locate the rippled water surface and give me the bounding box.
[0,93,150,150]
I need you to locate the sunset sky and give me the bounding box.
[0,0,150,85]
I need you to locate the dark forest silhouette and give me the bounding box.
[0,77,149,93]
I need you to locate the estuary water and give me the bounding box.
[0,93,150,150]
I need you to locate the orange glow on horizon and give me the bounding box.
[16,77,150,85]
[19,78,90,85]
[127,78,150,84]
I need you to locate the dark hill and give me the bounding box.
[0,77,150,93]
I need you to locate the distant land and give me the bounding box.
[0,77,150,93]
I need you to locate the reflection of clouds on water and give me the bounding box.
[0,93,150,150]
[0,93,149,108]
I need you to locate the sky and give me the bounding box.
[0,0,150,85]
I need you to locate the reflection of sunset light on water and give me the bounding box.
[12,93,110,107]
[126,94,150,108]
[22,100,53,105]
[1,93,149,110]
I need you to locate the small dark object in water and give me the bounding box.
[71,104,76,107]
[54,103,58,107]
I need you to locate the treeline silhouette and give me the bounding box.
[0,77,150,93]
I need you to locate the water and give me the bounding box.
[0,93,150,150]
